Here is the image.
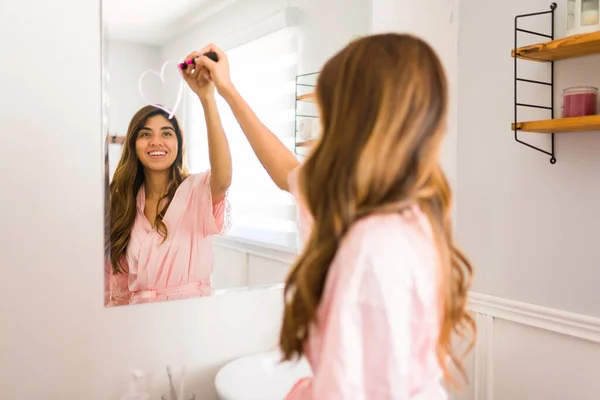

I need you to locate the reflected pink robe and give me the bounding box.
[105,171,230,306]
[285,170,447,400]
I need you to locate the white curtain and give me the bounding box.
[184,27,299,248]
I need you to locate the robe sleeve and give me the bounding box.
[196,171,231,236]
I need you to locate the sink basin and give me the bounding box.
[215,349,312,400]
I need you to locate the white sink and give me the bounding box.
[215,349,312,400]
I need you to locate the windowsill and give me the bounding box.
[215,229,298,264]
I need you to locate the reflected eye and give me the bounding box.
[139,131,150,138]
[163,131,173,137]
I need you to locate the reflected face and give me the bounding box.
[135,115,179,172]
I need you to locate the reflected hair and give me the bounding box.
[106,105,189,274]
[278,33,475,390]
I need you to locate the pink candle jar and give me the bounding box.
[562,86,598,118]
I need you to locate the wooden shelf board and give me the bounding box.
[511,115,600,133]
[511,31,600,62]
[295,140,315,147]
[107,135,125,144]
[296,92,316,102]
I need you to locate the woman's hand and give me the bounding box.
[181,51,215,101]
[192,45,298,192]
[194,44,235,97]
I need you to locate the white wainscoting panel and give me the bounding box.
[247,254,293,286]
[213,245,248,289]
[213,239,295,289]
[466,293,600,400]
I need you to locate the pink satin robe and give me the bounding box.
[105,171,230,306]
[285,170,447,399]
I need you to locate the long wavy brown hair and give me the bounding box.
[107,105,189,274]
[279,33,475,389]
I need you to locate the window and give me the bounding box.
[184,27,299,250]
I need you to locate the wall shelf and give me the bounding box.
[512,31,600,62]
[512,115,600,134]
[296,92,316,102]
[512,3,600,164]
[294,71,320,155]
[106,135,125,144]
[295,140,316,148]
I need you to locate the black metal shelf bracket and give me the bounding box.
[514,2,557,164]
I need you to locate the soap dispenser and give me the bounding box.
[121,369,150,400]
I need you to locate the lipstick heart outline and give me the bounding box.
[138,60,183,120]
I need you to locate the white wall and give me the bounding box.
[106,41,162,138]
[295,0,372,74]
[458,0,600,398]
[458,0,600,322]
[105,40,162,179]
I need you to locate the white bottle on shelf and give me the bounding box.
[566,0,600,37]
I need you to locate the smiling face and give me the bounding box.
[135,115,179,172]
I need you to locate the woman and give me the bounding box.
[193,33,475,399]
[105,53,232,306]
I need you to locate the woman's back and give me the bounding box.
[293,209,446,399]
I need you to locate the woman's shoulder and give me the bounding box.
[337,208,438,287]
[183,171,208,183]
[347,207,433,251]
[178,171,210,191]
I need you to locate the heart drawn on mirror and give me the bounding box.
[138,60,184,120]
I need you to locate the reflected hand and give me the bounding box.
[181,51,215,100]
[194,44,234,97]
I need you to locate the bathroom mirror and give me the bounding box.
[102,0,371,307]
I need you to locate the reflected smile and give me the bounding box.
[147,150,167,159]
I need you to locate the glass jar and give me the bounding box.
[562,86,598,118]
[582,0,600,25]
[565,0,600,36]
